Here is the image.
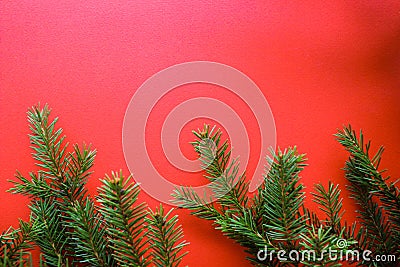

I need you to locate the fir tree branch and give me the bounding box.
[261,147,307,251]
[97,171,149,267]
[216,208,270,262]
[192,125,250,211]
[336,125,400,241]
[66,198,114,267]
[146,205,188,267]
[348,184,395,257]
[312,182,344,234]
[0,220,32,267]
[29,199,68,266]
[172,185,221,220]
[300,225,342,267]
[4,104,189,266]
[173,125,269,262]
[173,125,250,218]
[336,125,399,258]
[61,144,95,203]
[27,104,68,182]
[8,104,98,263]
[25,104,96,203]
[9,171,58,199]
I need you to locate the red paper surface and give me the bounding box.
[1,1,400,266]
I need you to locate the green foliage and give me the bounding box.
[29,199,67,266]
[0,220,32,266]
[26,104,94,203]
[173,126,270,262]
[146,205,189,267]
[66,198,114,267]
[312,182,344,235]
[97,171,149,267]
[3,104,399,266]
[3,104,188,267]
[260,147,307,249]
[336,125,400,266]
[299,226,342,267]
[174,124,399,266]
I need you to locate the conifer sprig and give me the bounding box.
[66,198,114,267]
[300,226,342,267]
[146,205,188,267]
[29,199,68,266]
[97,171,149,267]
[5,104,188,266]
[336,125,400,263]
[174,126,316,265]
[173,125,250,218]
[312,182,344,234]
[8,104,101,266]
[261,147,307,250]
[174,124,367,266]
[173,125,269,263]
[20,104,95,204]
[0,220,32,267]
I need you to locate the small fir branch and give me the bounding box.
[24,104,96,204]
[312,182,344,234]
[3,104,189,266]
[27,104,69,182]
[174,126,315,265]
[336,125,400,259]
[348,183,395,259]
[60,144,95,203]
[66,198,114,267]
[192,125,230,181]
[336,125,400,242]
[97,171,149,267]
[300,226,343,267]
[0,220,32,267]
[29,199,68,266]
[146,205,189,267]
[9,171,58,199]
[9,104,98,262]
[173,125,268,260]
[261,147,307,250]
[172,185,221,220]
[215,208,270,261]
[193,125,250,210]
[172,125,250,218]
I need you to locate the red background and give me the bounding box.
[1,1,400,266]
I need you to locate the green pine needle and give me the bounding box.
[97,171,149,267]
[5,104,189,266]
[66,198,114,267]
[312,182,344,234]
[0,220,32,267]
[29,199,68,266]
[146,205,189,267]
[336,125,400,259]
[261,147,307,250]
